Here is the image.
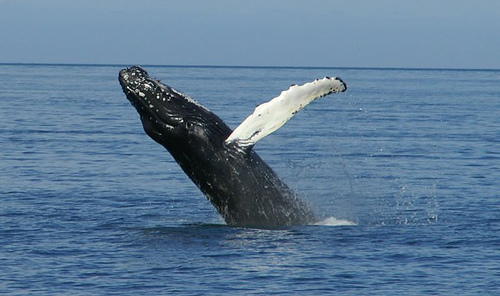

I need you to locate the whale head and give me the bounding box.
[119,66,230,147]
[119,66,185,136]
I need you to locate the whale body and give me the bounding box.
[119,66,346,228]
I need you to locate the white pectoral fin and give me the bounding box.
[225,76,347,148]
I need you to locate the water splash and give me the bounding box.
[314,216,357,226]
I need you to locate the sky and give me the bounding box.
[0,0,499,69]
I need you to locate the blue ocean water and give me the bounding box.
[0,64,499,295]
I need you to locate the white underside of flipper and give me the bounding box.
[225,77,347,147]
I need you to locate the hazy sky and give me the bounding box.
[1,0,499,69]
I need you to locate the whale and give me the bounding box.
[119,66,347,228]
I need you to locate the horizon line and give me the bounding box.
[1,62,499,72]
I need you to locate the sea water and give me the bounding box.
[0,64,499,295]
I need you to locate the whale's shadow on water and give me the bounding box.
[131,221,359,259]
[137,223,332,245]
[139,218,357,239]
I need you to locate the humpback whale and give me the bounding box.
[119,66,346,228]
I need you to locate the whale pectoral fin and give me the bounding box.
[225,77,347,148]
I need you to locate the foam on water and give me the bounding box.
[314,216,358,226]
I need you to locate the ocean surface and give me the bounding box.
[0,64,499,295]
